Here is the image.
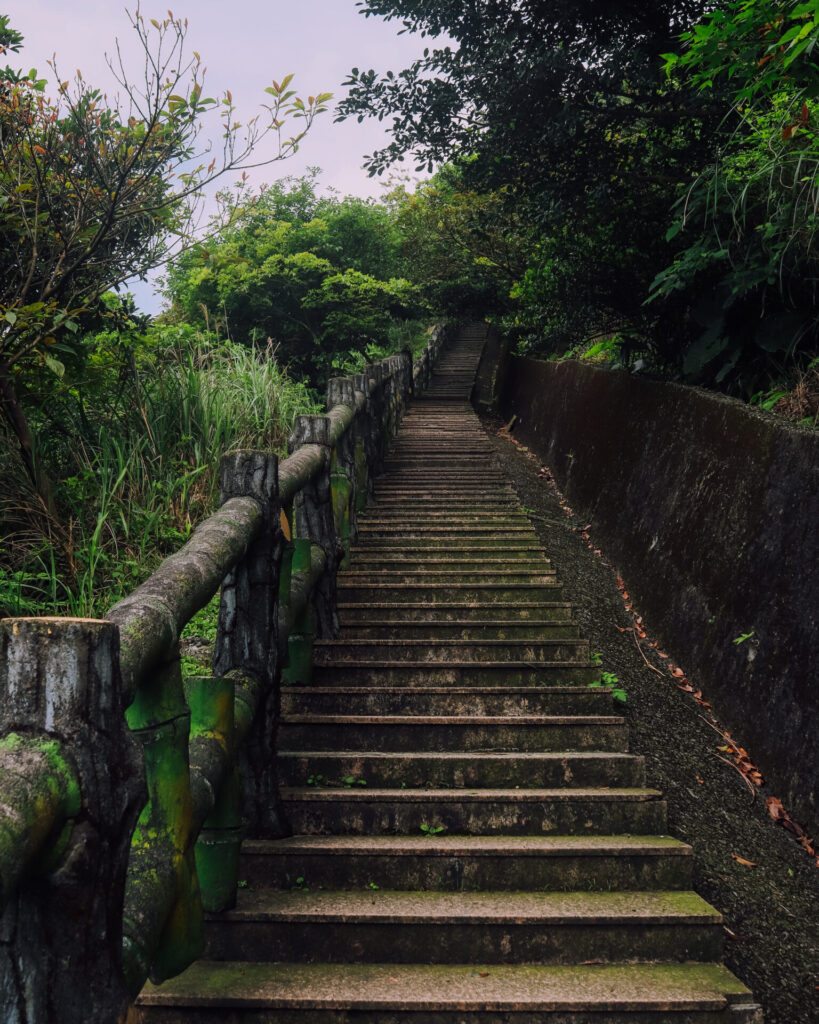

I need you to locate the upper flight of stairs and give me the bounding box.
[136,324,761,1022]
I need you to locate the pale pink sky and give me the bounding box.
[9,1,439,308]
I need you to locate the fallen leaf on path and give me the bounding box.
[731,854,757,867]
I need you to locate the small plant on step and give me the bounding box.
[307,773,324,787]
[368,881,380,890]
[420,822,446,836]
[590,652,603,667]
[343,776,367,788]
[589,668,628,703]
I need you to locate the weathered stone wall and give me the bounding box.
[498,354,819,836]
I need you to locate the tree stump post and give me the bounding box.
[0,618,145,1024]
[363,363,387,475]
[352,372,376,508]
[213,451,286,837]
[327,377,359,564]
[288,416,341,638]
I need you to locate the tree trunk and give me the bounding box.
[0,362,57,519]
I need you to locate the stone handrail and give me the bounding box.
[0,325,449,1023]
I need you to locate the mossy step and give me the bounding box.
[278,715,626,754]
[357,515,534,525]
[354,526,536,536]
[135,961,757,1022]
[351,537,543,550]
[241,834,692,892]
[337,601,575,623]
[281,685,608,717]
[346,559,555,573]
[280,786,666,836]
[338,572,557,586]
[311,663,599,687]
[336,585,566,604]
[203,890,723,966]
[313,638,585,665]
[336,622,580,641]
[277,749,644,788]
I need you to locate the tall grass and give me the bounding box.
[0,332,320,618]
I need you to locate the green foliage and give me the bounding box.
[0,323,318,618]
[0,13,327,514]
[340,2,723,360]
[384,168,528,317]
[163,174,428,388]
[652,2,819,390]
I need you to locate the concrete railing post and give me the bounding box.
[0,618,145,1024]
[327,377,359,566]
[213,451,285,837]
[288,416,341,638]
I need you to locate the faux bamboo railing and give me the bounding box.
[0,326,449,1023]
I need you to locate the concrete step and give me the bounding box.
[338,571,557,586]
[311,662,600,687]
[355,518,537,530]
[241,834,692,892]
[336,583,565,603]
[337,601,576,623]
[335,621,580,640]
[313,638,586,665]
[281,685,602,716]
[135,961,757,1022]
[346,557,555,573]
[277,750,644,788]
[204,890,723,966]
[352,536,541,550]
[280,786,667,836]
[278,715,627,753]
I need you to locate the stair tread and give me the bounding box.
[244,834,691,856]
[222,889,720,924]
[283,686,594,695]
[138,961,752,1011]
[278,749,633,760]
[281,787,663,801]
[281,715,622,725]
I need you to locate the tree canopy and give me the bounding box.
[0,10,328,508]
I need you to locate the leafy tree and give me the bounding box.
[163,176,425,385]
[385,166,530,316]
[650,0,819,388]
[0,10,328,511]
[338,1,724,358]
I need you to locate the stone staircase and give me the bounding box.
[136,324,760,1022]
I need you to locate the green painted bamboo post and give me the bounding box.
[286,537,316,684]
[213,450,286,837]
[186,675,242,913]
[0,618,145,1024]
[123,655,204,992]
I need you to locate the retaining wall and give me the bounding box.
[497,353,819,836]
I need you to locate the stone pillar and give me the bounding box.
[288,416,341,638]
[213,451,285,836]
[0,618,145,1024]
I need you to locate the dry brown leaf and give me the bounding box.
[731,854,757,867]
